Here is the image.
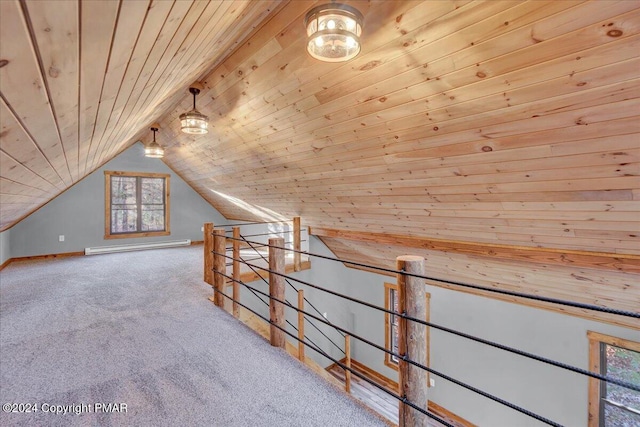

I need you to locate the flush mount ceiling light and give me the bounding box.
[304,3,363,62]
[145,126,164,158]
[180,85,208,134]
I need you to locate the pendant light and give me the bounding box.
[180,86,208,134]
[145,126,164,158]
[304,3,363,62]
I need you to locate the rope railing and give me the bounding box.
[211,248,640,394]
[203,221,639,427]
[209,278,456,427]
[223,236,640,320]
[231,236,345,356]
[209,220,344,356]
[239,235,346,340]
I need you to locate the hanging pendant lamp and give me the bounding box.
[145,126,164,158]
[304,3,363,62]
[180,86,209,134]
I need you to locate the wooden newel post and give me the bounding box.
[232,227,241,318]
[213,229,226,308]
[293,216,301,272]
[204,223,214,285]
[269,237,286,348]
[397,255,428,427]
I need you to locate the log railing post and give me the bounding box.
[397,255,428,427]
[232,227,241,318]
[204,223,214,285]
[269,237,286,348]
[345,335,352,394]
[293,216,301,272]
[213,229,226,308]
[297,289,305,361]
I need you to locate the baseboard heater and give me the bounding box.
[85,239,191,255]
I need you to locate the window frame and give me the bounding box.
[384,282,431,386]
[104,170,171,239]
[587,331,640,427]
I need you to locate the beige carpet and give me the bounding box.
[0,246,386,427]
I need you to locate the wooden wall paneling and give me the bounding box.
[319,237,639,330]
[202,113,638,186]
[354,0,634,111]
[247,1,588,140]
[0,0,72,187]
[84,0,150,172]
[24,0,80,182]
[0,176,52,197]
[304,1,580,125]
[158,0,309,142]
[216,5,640,160]
[91,0,175,166]
[77,0,120,177]
[247,0,502,126]
[208,0,413,125]
[143,0,232,116]
[192,83,633,183]
[105,0,210,150]
[97,0,195,162]
[0,151,59,198]
[0,101,65,191]
[223,136,639,191]
[196,0,385,132]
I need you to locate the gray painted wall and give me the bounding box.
[9,143,227,258]
[251,236,639,427]
[0,229,10,265]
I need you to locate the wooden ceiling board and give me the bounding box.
[153,1,639,260]
[24,0,80,183]
[0,0,283,232]
[0,0,73,187]
[1,0,638,313]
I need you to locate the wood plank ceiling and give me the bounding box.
[1,1,639,270]
[156,0,640,257]
[0,0,281,230]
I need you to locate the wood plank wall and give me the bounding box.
[155,0,640,258]
[320,236,639,330]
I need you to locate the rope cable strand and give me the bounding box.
[240,236,347,338]
[213,269,563,426]
[217,243,345,355]
[216,267,345,355]
[222,236,640,319]
[211,250,640,393]
[209,284,456,427]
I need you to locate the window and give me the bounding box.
[588,331,640,427]
[104,171,170,239]
[384,282,430,379]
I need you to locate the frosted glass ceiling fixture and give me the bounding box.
[304,3,363,62]
[180,85,208,134]
[145,126,164,158]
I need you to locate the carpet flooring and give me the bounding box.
[0,246,387,427]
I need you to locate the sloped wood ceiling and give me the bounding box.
[0,0,281,230]
[2,1,639,260]
[155,0,640,259]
